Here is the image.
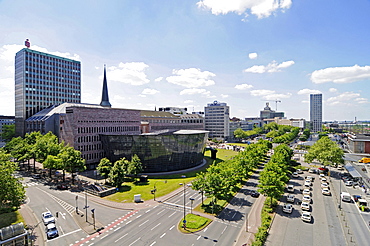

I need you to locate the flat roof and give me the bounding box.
[344,163,362,178]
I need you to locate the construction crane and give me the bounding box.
[265,100,281,111]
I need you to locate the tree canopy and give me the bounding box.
[304,136,344,167]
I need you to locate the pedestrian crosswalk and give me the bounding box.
[23,182,40,187]
[36,187,79,215]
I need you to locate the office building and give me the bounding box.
[15,44,81,136]
[205,101,230,140]
[0,116,15,147]
[260,102,284,120]
[310,94,322,132]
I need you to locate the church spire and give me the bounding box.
[100,65,111,107]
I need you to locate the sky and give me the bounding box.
[1,0,370,122]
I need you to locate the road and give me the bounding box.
[265,170,346,246]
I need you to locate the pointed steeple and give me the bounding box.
[100,65,111,107]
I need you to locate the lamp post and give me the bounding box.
[180,175,187,229]
[91,209,96,230]
[84,191,89,222]
[189,198,194,214]
[75,195,78,214]
[339,176,342,209]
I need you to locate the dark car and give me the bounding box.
[56,184,68,190]
[250,191,260,198]
[353,195,361,202]
[32,174,42,179]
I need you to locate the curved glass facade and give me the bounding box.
[100,130,208,173]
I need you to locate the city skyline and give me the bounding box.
[1,0,370,121]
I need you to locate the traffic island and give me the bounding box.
[178,213,212,233]
[72,211,104,235]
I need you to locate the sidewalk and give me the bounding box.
[19,203,45,246]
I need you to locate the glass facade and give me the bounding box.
[100,130,208,173]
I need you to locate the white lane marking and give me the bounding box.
[160,233,166,238]
[59,225,64,235]
[169,225,175,230]
[113,226,122,232]
[52,229,82,240]
[114,233,128,243]
[204,227,208,232]
[149,242,156,246]
[157,209,165,215]
[197,235,201,240]
[151,223,161,231]
[221,225,227,234]
[88,243,94,246]
[126,220,132,225]
[168,212,176,218]
[137,215,142,218]
[145,209,151,213]
[100,234,109,240]
[139,219,149,227]
[128,237,141,246]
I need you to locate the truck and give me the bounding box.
[359,157,370,163]
[357,198,369,212]
[341,192,351,202]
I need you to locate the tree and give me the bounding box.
[258,170,285,206]
[0,150,26,212]
[192,172,207,205]
[97,158,113,183]
[127,155,143,178]
[57,145,86,183]
[304,136,344,167]
[109,158,128,188]
[1,124,15,142]
[234,128,247,139]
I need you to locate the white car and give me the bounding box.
[301,201,310,211]
[42,212,55,225]
[304,180,311,187]
[283,204,293,214]
[306,176,314,181]
[301,212,312,222]
[321,182,329,189]
[287,185,294,193]
[345,181,353,186]
[322,188,331,196]
[319,174,325,178]
[292,172,298,178]
[287,194,295,203]
[320,178,327,183]
[302,195,311,203]
[296,169,303,174]
[303,189,311,196]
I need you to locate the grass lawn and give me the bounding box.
[178,213,212,233]
[105,149,238,203]
[0,211,24,228]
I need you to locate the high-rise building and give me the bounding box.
[310,94,322,132]
[15,45,81,136]
[205,101,229,140]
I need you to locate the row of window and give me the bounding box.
[77,126,139,134]
[78,120,138,123]
[77,135,100,143]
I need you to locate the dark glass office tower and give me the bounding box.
[15,47,81,136]
[310,93,322,132]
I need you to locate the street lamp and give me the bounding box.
[84,191,89,222]
[180,175,187,228]
[189,198,195,214]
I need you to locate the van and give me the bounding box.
[341,192,351,202]
[359,157,370,163]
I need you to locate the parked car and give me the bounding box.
[301,212,312,222]
[302,195,311,203]
[301,201,310,211]
[304,180,311,187]
[292,172,298,178]
[321,182,329,189]
[45,223,59,239]
[250,190,260,198]
[322,188,331,196]
[306,176,315,181]
[56,184,69,190]
[287,194,295,203]
[320,178,327,183]
[287,185,294,193]
[308,168,316,174]
[283,203,293,214]
[345,180,353,186]
[303,189,311,196]
[352,194,362,202]
[32,174,42,179]
[296,169,303,174]
[42,212,55,225]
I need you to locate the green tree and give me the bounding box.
[234,128,247,139]
[57,145,86,183]
[304,136,344,167]
[0,150,26,212]
[1,124,15,142]
[258,170,285,206]
[127,155,143,178]
[97,158,113,183]
[109,158,128,188]
[192,172,207,205]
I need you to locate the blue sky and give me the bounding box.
[1,0,370,121]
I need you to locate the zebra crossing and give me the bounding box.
[23,181,40,187]
[36,187,79,215]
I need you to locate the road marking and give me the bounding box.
[151,223,161,230]
[100,234,108,240]
[204,227,208,232]
[139,219,149,227]
[149,242,156,246]
[113,226,121,232]
[114,233,128,242]
[197,235,201,240]
[169,225,175,230]
[59,225,64,235]
[168,212,176,217]
[145,209,151,213]
[157,209,165,215]
[53,229,82,240]
[88,243,94,246]
[221,225,227,234]
[137,215,142,218]
[160,233,166,238]
[128,237,141,246]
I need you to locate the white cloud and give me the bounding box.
[244,60,294,73]
[250,89,291,100]
[108,62,150,86]
[166,68,216,88]
[197,0,292,19]
[235,83,253,90]
[249,52,258,59]
[250,89,275,96]
[326,92,368,106]
[180,88,215,98]
[297,88,322,95]
[184,100,194,104]
[329,88,337,93]
[154,77,163,82]
[141,88,159,95]
[311,65,370,84]
[221,94,229,98]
